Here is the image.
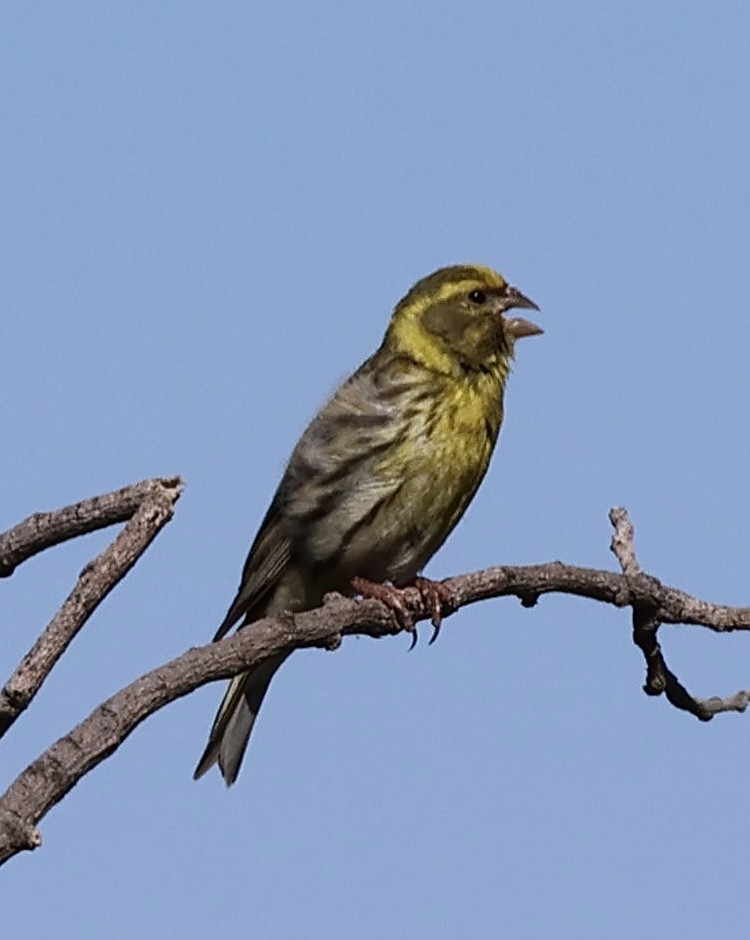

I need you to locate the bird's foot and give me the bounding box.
[351,576,456,649]
[352,576,417,646]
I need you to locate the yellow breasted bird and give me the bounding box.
[194,264,541,784]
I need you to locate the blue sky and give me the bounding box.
[2,2,750,937]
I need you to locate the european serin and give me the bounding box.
[195,264,541,784]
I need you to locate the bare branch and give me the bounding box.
[609,506,641,576]
[606,507,750,722]
[0,478,183,737]
[0,594,398,865]
[0,477,183,577]
[2,531,750,866]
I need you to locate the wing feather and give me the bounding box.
[212,498,292,640]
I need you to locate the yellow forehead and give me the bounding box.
[457,264,507,288]
[429,267,507,303]
[395,264,508,320]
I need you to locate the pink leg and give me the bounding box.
[351,575,456,648]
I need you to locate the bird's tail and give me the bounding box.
[193,653,288,784]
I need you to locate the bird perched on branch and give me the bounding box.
[194,264,542,784]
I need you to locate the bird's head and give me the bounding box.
[384,264,542,375]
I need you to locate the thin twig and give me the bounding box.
[0,477,183,577]
[609,507,641,576]
[0,478,183,736]
[606,507,748,721]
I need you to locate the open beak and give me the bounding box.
[502,284,542,339]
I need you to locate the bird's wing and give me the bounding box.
[212,496,292,640]
[213,354,420,641]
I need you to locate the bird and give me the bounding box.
[194,264,541,784]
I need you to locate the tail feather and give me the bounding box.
[193,653,288,784]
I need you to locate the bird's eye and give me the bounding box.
[468,290,486,304]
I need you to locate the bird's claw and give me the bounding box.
[351,575,456,648]
[352,576,418,646]
[414,577,456,644]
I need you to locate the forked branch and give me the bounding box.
[0,477,184,736]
